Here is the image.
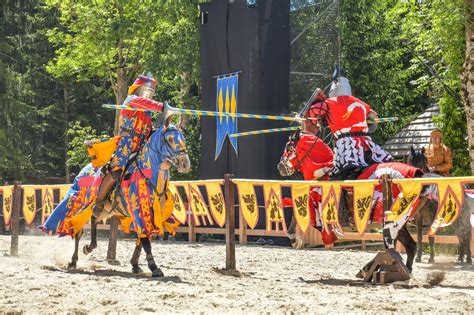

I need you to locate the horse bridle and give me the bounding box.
[136,126,188,198]
[148,127,188,168]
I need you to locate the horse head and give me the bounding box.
[405,146,429,173]
[148,117,191,173]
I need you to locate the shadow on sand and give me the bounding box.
[41,265,186,283]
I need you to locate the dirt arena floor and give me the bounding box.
[0,235,473,313]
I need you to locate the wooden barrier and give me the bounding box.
[224,174,236,270]
[10,182,21,256]
[1,179,473,257]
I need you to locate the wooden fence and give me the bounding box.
[1,177,473,265]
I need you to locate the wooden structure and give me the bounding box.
[383,104,440,159]
[1,181,473,265]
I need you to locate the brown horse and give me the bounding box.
[405,146,472,264]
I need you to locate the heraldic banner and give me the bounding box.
[215,72,239,160]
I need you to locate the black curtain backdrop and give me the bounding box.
[199,0,290,180]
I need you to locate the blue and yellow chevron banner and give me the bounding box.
[215,74,239,160]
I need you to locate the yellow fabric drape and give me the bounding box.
[352,181,375,236]
[206,182,226,227]
[429,180,464,236]
[291,183,310,233]
[237,182,259,229]
[169,184,187,224]
[22,186,36,225]
[86,136,120,168]
[188,184,213,226]
[319,182,342,232]
[263,184,285,232]
[387,180,423,222]
[152,190,177,235]
[2,186,14,226]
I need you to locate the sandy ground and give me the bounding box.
[0,235,473,314]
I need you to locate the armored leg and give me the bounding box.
[92,170,121,217]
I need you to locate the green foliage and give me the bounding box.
[0,0,470,182]
[340,0,468,175]
[66,121,109,174]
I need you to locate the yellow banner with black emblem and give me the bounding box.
[58,184,70,200]
[236,182,259,229]
[319,182,342,232]
[429,179,464,236]
[206,182,226,227]
[263,184,285,232]
[169,184,187,224]
[387,180,423,222]
[22,186,36,225]
[2,186,14,226]
[291,183,310,233]
[352,181,376,236]
[188,183,213,226]
[42,187,55,224]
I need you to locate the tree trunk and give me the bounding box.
[107,65,128,263]
[63,85,70,183]
[463,0,474,175]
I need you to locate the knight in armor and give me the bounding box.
[92,74,164,216]
[424,129,453,176]
[305,76,393,179]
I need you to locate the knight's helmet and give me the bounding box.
[329,76,352,98]
[128,73,157,98]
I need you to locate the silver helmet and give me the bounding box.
[329,76,352,98]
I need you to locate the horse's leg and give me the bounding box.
[415,217,423,262]
[83,215,98,255]
[428,235,435,263]
[457,235,465,263]
[141,237,164,277]
[397,225,417,272]
[69,229,83,269]
[130,239,143,273]
[465,233,472,264]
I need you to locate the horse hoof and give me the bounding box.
[132,266,143,274]
[83,245,93,255]
[457,257,464,263]
[68,262,77,269]
[152,268,164,278]
[428,258,435,264]
[355,270,365,279]
[415,257,421,263]
[466,258,472,264]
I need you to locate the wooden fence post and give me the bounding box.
[382,174,392,249]
[188,200,196,242]
[224,174,236,270]
[10,182,22,257]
